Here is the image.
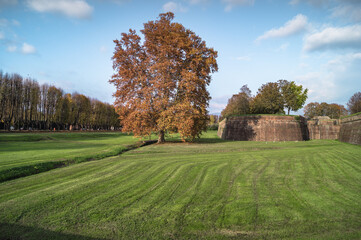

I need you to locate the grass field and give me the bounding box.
[0,131,361,239]
[0,132,141,182]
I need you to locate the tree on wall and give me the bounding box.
[347,92,361,114]
[110,12,218,143]
[278,80,308,115]
[221,85,252,118]
[304,102,348,119]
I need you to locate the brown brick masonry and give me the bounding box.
[339,113,361,145]
[218,114,360,145]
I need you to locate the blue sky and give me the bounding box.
[1,0,360,114]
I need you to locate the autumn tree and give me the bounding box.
[110,12,218,143]
[278,80,308,115]
[221,85,252,118]
[347,92,361,114]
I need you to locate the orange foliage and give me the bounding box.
[110,12,218,142]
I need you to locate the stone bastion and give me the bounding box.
[217,115,309,141]
[339,113,361,145]
[217,114,361,145]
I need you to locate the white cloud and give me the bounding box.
[256,14,308,41]
[332,4,361,22]
[188,0,209,4]
[326,52,361,71]
[303,25,361,52]
[223,0,254,12]
[295,52,361,104]
[289,0,330,7]
[0,32,4,39]
[21,43,36,54]
[295,71,337,102]
[276,43,290,51]
[208,95,231,114]
[236,56,251,61]
[100,45,107,53]
[0,18,20,27]
[162,1,187,13]
[7,45,17,52]
[12,19,20,26]
[26,0,93,19]
[290,0,361,23]
[209,102,227,114]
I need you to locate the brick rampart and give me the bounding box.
[217,115,308,141]
[339,113,361,145]
[307,119,340,140]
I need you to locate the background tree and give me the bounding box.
[278,80,308,115]
[304,102,347,119]
[251,82,284,114]
[347,92,361,114]
[221,85,252,118]
[0,70,119,131]
[110,12,218,143]
[303,102,320,119]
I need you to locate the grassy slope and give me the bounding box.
[0,131,360,239]
[0,132,141,181]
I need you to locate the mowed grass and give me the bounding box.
[0,132,142,182]
[0,131,361,239]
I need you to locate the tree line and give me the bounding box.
[0,71,120,131]
[221,80,308,118]
[303,92,361,119]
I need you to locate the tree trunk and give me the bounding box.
[288,108,290,115]
[158,130,165,143]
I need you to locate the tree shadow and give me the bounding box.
[0,222,107,240]
[225,116,261,141]
[193,137,231,144]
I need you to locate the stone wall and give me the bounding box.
[217,115,308,141]
[339,113,361,145]
[307,117,340,140]
[218,115,361,143]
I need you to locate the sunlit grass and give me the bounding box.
[0,131,360,239]
[0,132,140,182]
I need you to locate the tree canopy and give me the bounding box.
[278,80,308,115]
[347,92,361,114]
[221,85,251,118]
[110,12,218,143]
[251,82,285,114]
[303,102,348,119]
[221,80,308,117]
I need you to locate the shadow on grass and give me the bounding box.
[0,143,108,153]
[161,137,230,144]
[194,137,231,144]
[0,222,106,240]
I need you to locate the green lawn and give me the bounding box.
[0,131,360,239]
[0,132,140,182]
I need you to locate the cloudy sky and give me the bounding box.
[1,0,360,114]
